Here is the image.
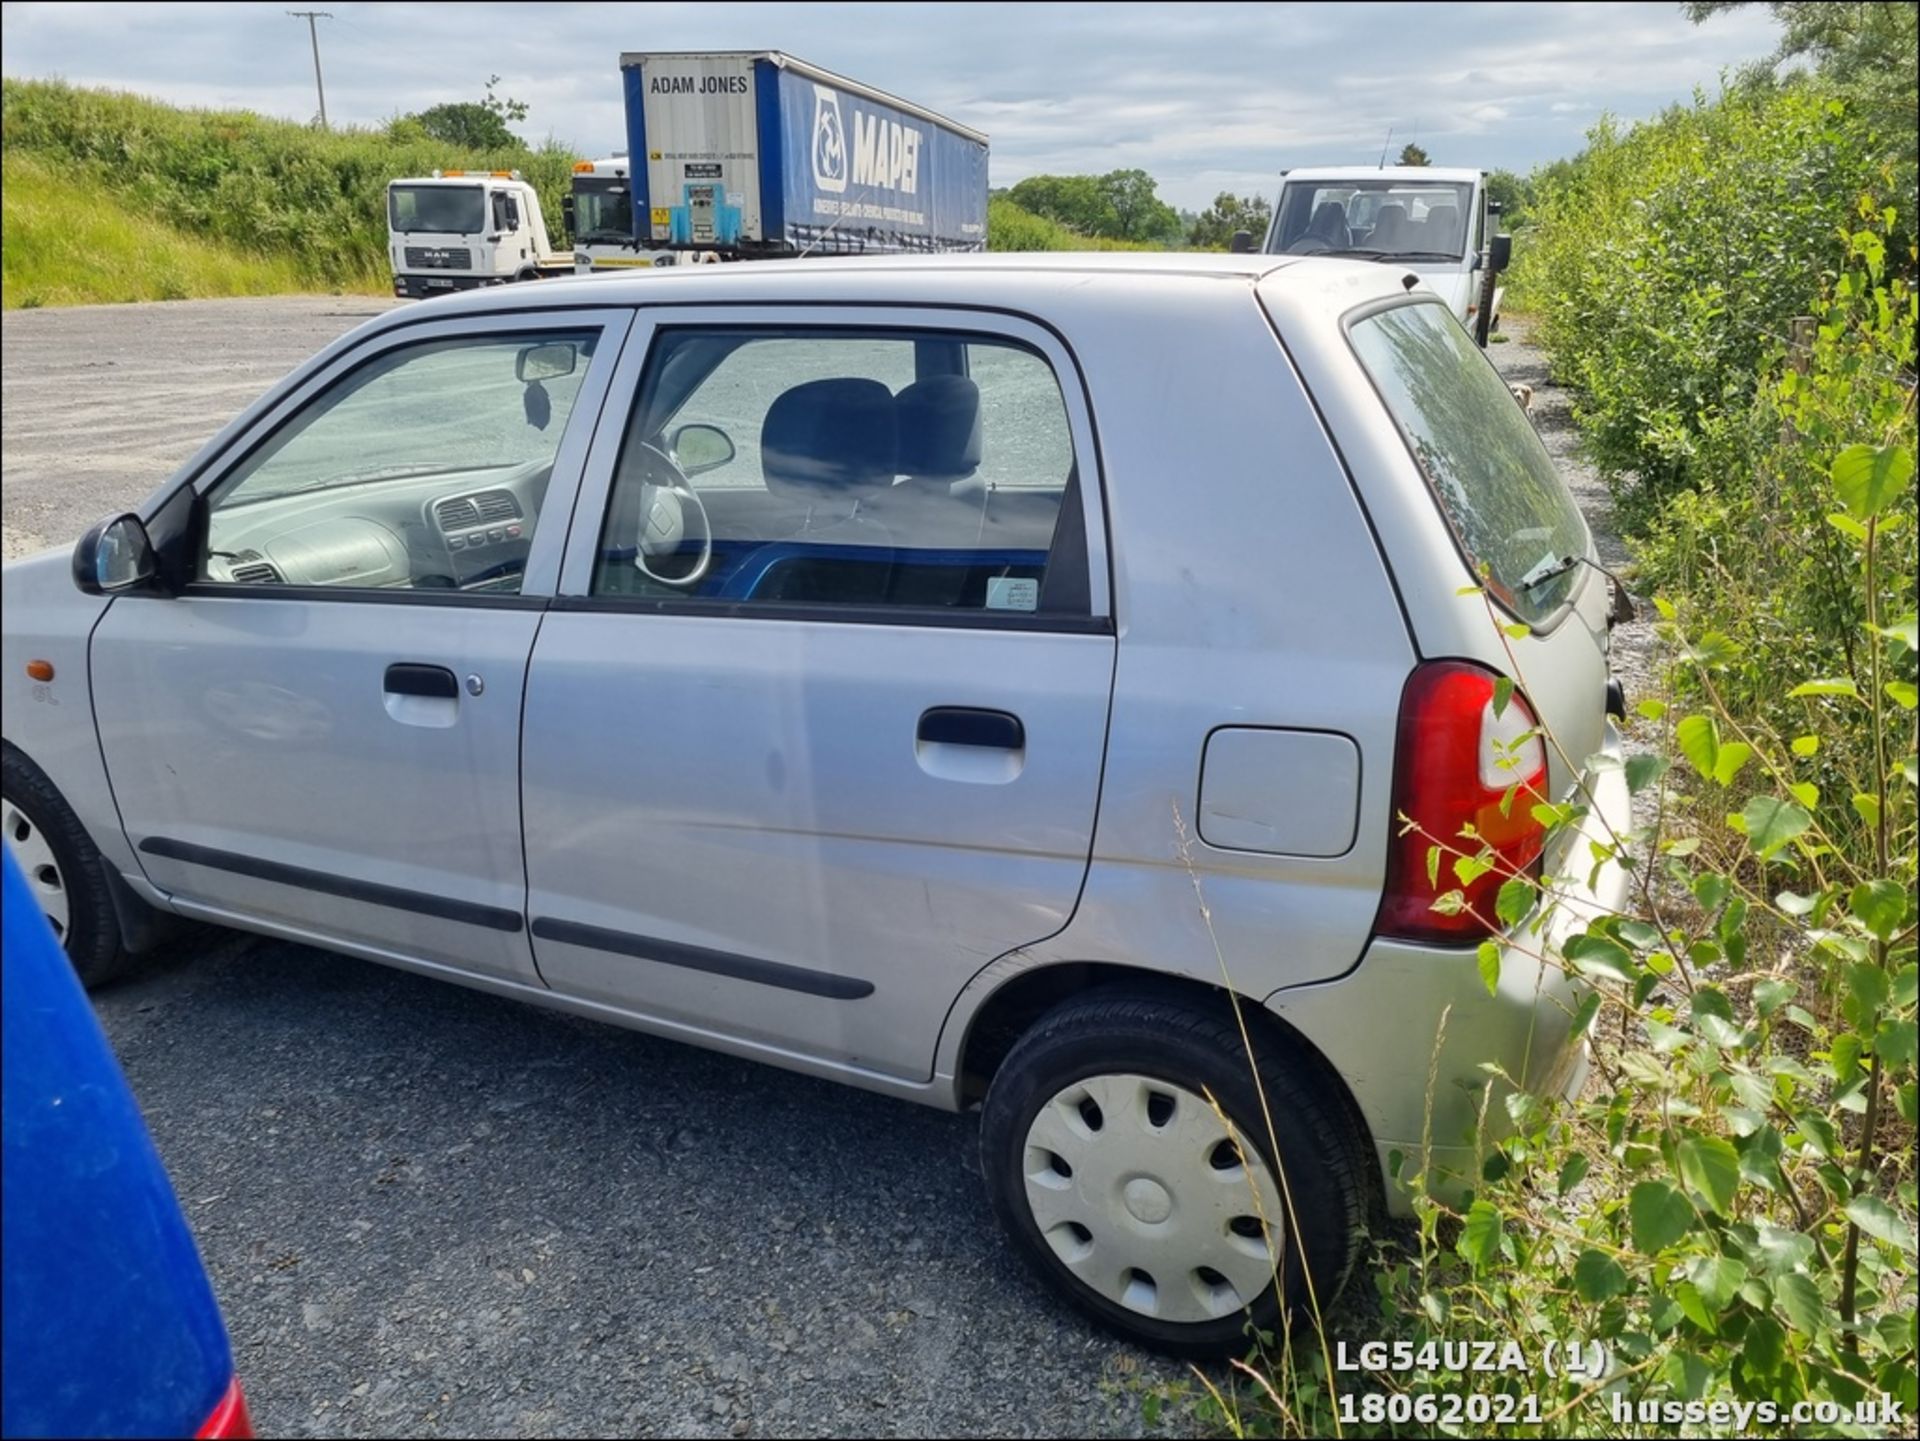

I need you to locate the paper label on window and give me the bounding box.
[986,577,1038,612]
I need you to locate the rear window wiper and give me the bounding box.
[1519,553,1640,623]
[1518,554,1581,592]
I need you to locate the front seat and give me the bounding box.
[1422,203,1462,254]
[1286,200,1351,254]
[747,377,900,603]
[872,375,984,541]
[1366,202,1411,251]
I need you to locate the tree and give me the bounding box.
[1397,142,1431,167]
[1098,168,1181,243]
[1006,174,1116,236]
[1004,170,1179,243]
[408,75,530,152]
[1687,2,1918,198]
[1187,191,1273,249]
[1483,168,1534,227]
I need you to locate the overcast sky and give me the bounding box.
[2,1,1782,210]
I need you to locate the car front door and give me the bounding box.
[520,307,1117,1081]
[90,308,631,985]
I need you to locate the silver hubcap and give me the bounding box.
[1022,1073,1285,1324]
[3,798,70,941]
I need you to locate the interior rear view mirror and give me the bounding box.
[516,342,577,383]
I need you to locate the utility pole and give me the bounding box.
[287,10,332,129]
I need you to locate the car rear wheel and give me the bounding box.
[2,747,132,988]
[980,988,1367,1357]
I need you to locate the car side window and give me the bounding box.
[590,327,1087,618]
[200,331,596,594]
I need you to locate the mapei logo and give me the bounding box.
[811,84,924,198]
[811,85,846,194]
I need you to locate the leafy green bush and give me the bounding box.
[1634,216,1917,858]
[1,79,577,299]
[987,194,1158,252]
[1517,84,1883,520]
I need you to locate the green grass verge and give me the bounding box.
[2,153,379,308]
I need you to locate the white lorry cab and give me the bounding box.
[1259,166,1511,341]
[565,156,673,275]
[386,171,573,300]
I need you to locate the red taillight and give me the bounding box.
[196,1377,254,1439]
[1377,661,1548,944]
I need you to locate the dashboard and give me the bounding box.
[202,461,548,592]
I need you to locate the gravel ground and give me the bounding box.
[2,297,1642,1440]
[0,296,401,560]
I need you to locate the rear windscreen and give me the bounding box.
[1348,301,1588,625]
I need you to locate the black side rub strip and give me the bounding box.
[530,917,874,1000]
[138,837,524,933]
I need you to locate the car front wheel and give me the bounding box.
[2,746,132,988]
[980,988,1368,1357]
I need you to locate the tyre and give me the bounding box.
[2,746,133,988]
[980,988,1367,1357]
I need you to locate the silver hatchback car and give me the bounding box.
[1,254,1629,1356]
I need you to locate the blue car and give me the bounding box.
[2,848,252,1439]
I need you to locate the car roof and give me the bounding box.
[377,251,1421,322]
[1282,166,1482,183]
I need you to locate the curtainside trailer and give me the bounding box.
[617,50,988,261]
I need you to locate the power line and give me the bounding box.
[287,10,332,129]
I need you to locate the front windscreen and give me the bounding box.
[387,185,486,235]
[572,179,634,244]
[1268,180,1473,261]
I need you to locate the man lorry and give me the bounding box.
[386,170,574,300]
[613,50,989,262]
[1253,166,1512,343]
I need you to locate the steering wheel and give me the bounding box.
[632,442,713,588]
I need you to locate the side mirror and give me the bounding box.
[505,198,521,230]
[516,342,578,382]
[1228,229,1255,254]
[1490,233,1513,272]
[670,423,736,477]
[72,513,157,596]
[561,195,576,231]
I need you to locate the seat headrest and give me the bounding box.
[1307,201,1348,242]
[1369,203,1410,245]
[895,376,982,481]
[761,378,898,503]
[1422,204,1460,246]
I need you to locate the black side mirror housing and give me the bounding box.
[561,195,576,231]
[1490,233,1513,272]
[72,514,157,596]
[1228,229,1255,254]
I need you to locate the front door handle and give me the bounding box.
[917,707,1025,750]
[384,663,458,700]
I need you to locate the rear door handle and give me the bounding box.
[384,663,458,699]
[917,707,1025,750]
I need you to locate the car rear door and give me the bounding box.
[520,305,1116,1082]
[90,308,631,986]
